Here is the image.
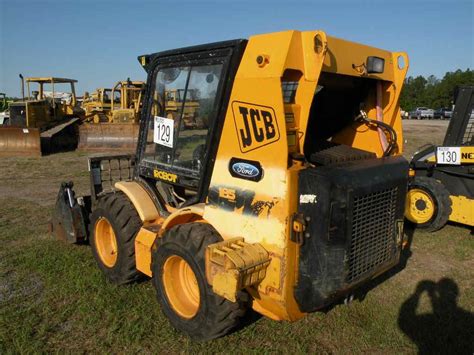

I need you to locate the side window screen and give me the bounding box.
[144,63,224,175]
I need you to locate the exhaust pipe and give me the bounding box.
[19,74,25,100]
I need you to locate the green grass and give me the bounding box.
[0,122,473,353]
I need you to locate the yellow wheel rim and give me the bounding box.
[405,188,435,224]
[162,255,200,319]
[94,217,118,268]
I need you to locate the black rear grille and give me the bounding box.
[295,156,407,312]
[347,187,398,283]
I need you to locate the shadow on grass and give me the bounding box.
[398,278,474,354]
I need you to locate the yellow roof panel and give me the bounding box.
[26,77,77,84]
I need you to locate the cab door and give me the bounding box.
[136,42,246,203]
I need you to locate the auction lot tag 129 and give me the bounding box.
[436,146,461,165]
[154,116,174,148]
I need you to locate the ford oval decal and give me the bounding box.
[232,162,259,177]
[229,158,263,182]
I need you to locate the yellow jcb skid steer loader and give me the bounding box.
[0,76,83,156]
[51,30,409,340]
[405,86,474,230]
[78,80,144,151]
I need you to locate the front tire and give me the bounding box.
[152,223,247,340]
[90,192,143,284]
[405,177,452,232]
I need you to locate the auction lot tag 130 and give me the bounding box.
[154,116,174,148]
[436,146,461,165]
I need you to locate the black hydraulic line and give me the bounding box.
[355,113,398,156]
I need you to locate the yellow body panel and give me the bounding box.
[460,146,474,163]
[115,181,160,222]
[205,237,271,302]
[135,226,160,276]
[201,30,408,320]
[449,195,474,226]
[160,204,206,232]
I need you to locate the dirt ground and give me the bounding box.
[0,120,472,353]
[402,119,449,158]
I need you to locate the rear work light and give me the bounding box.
[367,56,385,74]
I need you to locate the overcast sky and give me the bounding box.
[1,0,472,96]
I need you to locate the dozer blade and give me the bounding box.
[78,123,139,152]
[40,117,80,155]
[0,127,41,157]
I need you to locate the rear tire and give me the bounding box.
[90,192,143,284]
[405,176,452,232]
[152,223,247,340]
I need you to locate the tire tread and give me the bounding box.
[152,223,247,340]
[90,192,142,284]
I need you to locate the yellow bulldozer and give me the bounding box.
[164,89,201,128]
[52,30,409,340]
[82,88,113,121]
[78,80,144,151]
[0,76,83,156]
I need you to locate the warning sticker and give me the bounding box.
[153,116,174,148]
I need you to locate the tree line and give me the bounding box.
[399,69,473,111]
[3,69,473,112]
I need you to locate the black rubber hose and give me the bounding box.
[356,114,398,156]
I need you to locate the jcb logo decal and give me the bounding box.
[232,101,280,153]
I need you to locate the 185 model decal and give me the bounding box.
[232,101,280,153]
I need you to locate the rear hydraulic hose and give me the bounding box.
[356,110,397,156]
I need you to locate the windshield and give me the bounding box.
[103,89,112,103]
[142,63,224,178]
